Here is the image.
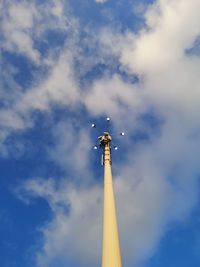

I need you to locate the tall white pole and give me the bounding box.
[100,133,122,267]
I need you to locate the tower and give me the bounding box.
[99,132,122,267]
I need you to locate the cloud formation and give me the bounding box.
[3,0,200,267]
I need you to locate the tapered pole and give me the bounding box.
[100,133,122,267]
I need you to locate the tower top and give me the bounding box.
[98,132,112,166]
[91,117,125,164]
[98,132,112,148]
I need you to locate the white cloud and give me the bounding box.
[17,52,79,112]
[95,0,108,4]
[49,120,92,179]
[84,74,143,119]
[8,2,36,29]
[19,178,103,267]
[121,0,200,74]
[2,2,40,63]
[0,49,80,146]
[51,1,64,18]
[1,0,71,64]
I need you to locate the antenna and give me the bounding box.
[91,117,125,164]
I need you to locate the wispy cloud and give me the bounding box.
[95,0,108,4]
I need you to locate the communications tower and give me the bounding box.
[100,132,122,267]
[93,124,123,267]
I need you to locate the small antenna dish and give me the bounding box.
[120,132,125,136]
[114,146,118,150]
[93,145,98,150]
[106,117,111,122]
[91,123,96,128]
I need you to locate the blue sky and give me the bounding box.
[1,0,200,267]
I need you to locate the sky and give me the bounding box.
[1,0,200,267]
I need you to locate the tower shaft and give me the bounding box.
[102,142,122,267]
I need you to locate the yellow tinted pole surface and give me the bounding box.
[102,143,122,267]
